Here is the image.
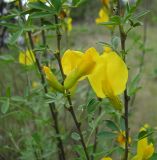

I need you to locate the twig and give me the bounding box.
[18,1,66,159]
[117,1,129,160]
[54,14,90,160]
[27,31,66,160]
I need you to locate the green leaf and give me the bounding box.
[29,11,54,19]
[0,14,17,20]
[0,22,18,29]
[28,2,53,13]
[51,0,62,13]
[72,0,86,7]
[132,10,150,20]
[98,131,117,139]
[105,120,120,131]
[138,130,153,140]
[6,87,11,97]
[11,96,26,103]
[150,153,157,160]
[1,98,10,114]
[128,74,141,96]
[0,55,15,62]
[71,132,80,141]
[9,29,23,44]
[111,36,120,50]
[138,130,147,140]
[86,98,99,114]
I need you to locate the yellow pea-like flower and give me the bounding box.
[116,130,131,147]
[96,8,109,24]
[43,66,64,93]
[62,48,98,89]
[132,126,154,160]
[88,47,128,110]
[19,49,36,65]
[101,157,112,160]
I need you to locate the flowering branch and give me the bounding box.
[54,14,90,160]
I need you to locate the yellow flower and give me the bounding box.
[67,17,72,32]
[140,124,149,132]
[19,49,36,65]
[88,47,128,110]
[96,8,109,24]
[132,138,154,160]
[43,66,64,92]
[62,48,97,89]
[117,130,131,147]
[62,47,127,110]
[132,126,154,160]
[101,157,112,160]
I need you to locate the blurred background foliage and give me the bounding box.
[1,0,157,160]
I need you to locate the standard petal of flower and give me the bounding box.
[64,48,97,89]
[78,47,98,76]
[61,49,83,75]
[102,51,128,95]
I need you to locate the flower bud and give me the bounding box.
[43,66,64,93]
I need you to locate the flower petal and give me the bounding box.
[143,143,154,159]
[96,8,109,24]
[88,50,106,98]
[103,51,128,95]
[61,49,83,75]
[137,138,148,157]
[19,50,35,65]
[64,48,97,89]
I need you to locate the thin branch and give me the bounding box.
[18,1,66,159]
[54,14,90,160]
[117,1,129,160]
[27,31,66,160]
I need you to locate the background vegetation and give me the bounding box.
[0,0,157,160]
